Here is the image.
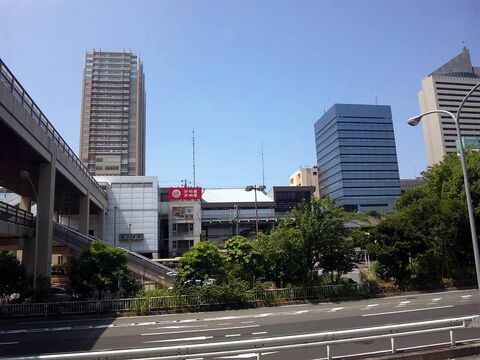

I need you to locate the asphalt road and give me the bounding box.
[1,289,479,359]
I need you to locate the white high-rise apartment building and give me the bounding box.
[418,48,480,166]
[79,50,146,176]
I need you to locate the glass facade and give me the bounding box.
[314,104,401,212]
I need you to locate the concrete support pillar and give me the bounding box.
[23,161,56,279]
[97,208,105,240]
[19,196,32,212]
[78,191,90,235]
[53,210,60,223]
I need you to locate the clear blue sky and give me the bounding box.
[1,0,478,188]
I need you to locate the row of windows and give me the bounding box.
[95,166,119,170]
[111,183,152,188]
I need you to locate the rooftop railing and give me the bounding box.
[0,59,105,196]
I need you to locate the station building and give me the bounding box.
[84,176,315,259]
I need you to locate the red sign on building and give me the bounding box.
[168,187,202,201]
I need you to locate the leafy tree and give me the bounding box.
[0,252,27,303]
[367,151,480,289]
[175,241,225,288]
[256,222,306,287]
[292,199,356,282]
[367,215,426,289]
[224,236,264,284]
[69,240,135,299]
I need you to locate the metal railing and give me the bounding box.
[0,283,369,318]
[3,315,480,360]
[0,59,105,195]
[52,222,174,286]
[0,200,34,228]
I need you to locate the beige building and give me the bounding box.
[290,166,320,198]
[79,50,146,176]
[418,48,480,166]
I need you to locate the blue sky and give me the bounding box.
[1,0,478,188]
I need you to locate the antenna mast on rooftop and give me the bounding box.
[192,128,196,187]
[261,142,265,186]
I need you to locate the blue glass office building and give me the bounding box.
[314,104,401,212]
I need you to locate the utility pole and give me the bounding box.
[233,204,239,236]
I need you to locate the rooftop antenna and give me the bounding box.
[260,142,265,186]
[192,128,196,187]
[375,93,378,105]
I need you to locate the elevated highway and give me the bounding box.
[0,58,107,278]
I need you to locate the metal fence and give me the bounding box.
[0,283,370,318]
[4,315,480,360]
[0,200,34,227]
[0,59,104,195]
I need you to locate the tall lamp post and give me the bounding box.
[128,223,132,251]
[407,81,480,290]
[113,206,118,247]
[19,170,38,295]
[245,185,266,239]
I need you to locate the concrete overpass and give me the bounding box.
[0,59,108,278]
[0,200,172,286]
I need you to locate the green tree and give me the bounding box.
[256,222,306,287]
[175,241,225,288]
[224,236,264,284]
[0,252,27,303]
[292,199,356,282]
[69,240,136,299]
[367,215,426,289]
[367,152,480,289]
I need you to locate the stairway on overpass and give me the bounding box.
[0,201,174,287]
[53,223,174,287]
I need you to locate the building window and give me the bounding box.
[172,223,194,236]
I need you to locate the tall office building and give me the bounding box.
[418,48,480,166]
[79,50,146,176]
[314,104,401,212]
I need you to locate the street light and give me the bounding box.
[407,81,480,291]
[128,223,132,251]
[19,170,39,295]
[245,185,266,240]
[113,206,118,247]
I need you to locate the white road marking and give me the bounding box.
[328,307,344,312]
[293,310,310,315]
[432,298,442,302]
[155,325,208,329]
[143,336,212,344]
[255,313,273,318]
[362,305,453,317]
[225,334,241,337]
[396,300,411,307]
[143,325,259,336]
[205,316,241,321]
[462,295,472,298]
[218,323,232,326]
[241,321,255,324]
[252,331,268,335]
[0,342,19,346]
